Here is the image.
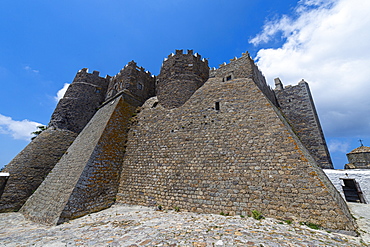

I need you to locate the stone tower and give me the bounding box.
[274,78,333,169]
[49,68,109,133]
[105,61,155,104]
[156,49,209,108]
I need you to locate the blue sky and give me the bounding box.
[0,0,369,169]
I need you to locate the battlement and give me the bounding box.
[114,61,154,78]
[163,49,208,63]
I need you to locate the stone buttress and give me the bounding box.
[0,69,109,212]
[20,96,136,225]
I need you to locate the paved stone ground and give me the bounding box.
[0,204,366,246]
[348,202,370,245]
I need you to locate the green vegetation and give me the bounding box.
[300,222,321,230]
[251,210,264,220]
[31,125,47,140]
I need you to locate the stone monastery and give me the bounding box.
[0,50,357,233]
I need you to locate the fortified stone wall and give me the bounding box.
[49,68,109,134]
[0,128,78,212]
[274,79,333,169]
[156,50,209,108]
[106,61,156,103]
[117,77,355,232]
[21,96,136,225]
[210,52,278,107]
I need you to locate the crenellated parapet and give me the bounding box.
[156,49,209,108]
[210,51,278,106]
[106,61,156,104]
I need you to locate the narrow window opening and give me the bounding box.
[151,102,158,108]
[341,178,366,203]
[226,75,232,81]
[137,83,143,90]
[215,102,220,111]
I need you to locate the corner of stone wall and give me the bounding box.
[0,128,78,212]
[20,96,137,225]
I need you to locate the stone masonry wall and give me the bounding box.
[49,68,109,134]
[209,52,278,107]
[274,80,333,169]
[156,50,209,108]
[20,96,136,225]
[346,152,370,169]
[106,61,155,103]
[117,77,355,232]
[0,128,77,212]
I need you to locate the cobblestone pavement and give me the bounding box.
[0,204,365,246]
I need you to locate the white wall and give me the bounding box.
[324,169,370,204]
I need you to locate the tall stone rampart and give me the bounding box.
[49,68,109,134]
[21,96,136,225]
[274,79,333,169]
[0,128,77,212]
[117,77,355,232]
[156,49,209,108]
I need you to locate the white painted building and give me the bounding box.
[324,169,370,204]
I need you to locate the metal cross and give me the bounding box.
[359,139,364,146]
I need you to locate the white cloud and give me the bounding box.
[0,114,43,141]
[55,83,70,102]
[328,139,350,153]
[250,0,370,138]
[24,65,39,74]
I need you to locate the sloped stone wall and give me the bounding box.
[274,80,333,169]
[0,128,77,212]
[20,96,136,225]
[117,77,355,232]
